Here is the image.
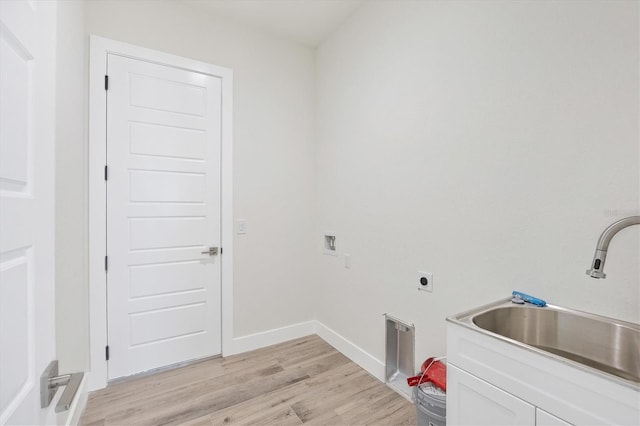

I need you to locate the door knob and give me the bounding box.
[201,247,219,256]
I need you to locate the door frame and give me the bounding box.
[88,36,234,391]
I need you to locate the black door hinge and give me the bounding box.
[105,255,108,272]
[104,75,109,91]
[105,345,110,361]
[104,165,109,181]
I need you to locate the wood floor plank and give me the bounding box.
[208,403,304,426]
[338,390,413,425]
[81,335,416,425]
[199,378,305,425]
[107,368,309,425]
[303,410,346,426]
[293,351,351,377]
[288,370,382,423]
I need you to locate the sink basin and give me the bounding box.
[450,300,640,385]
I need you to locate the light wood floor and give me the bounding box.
[81,335,416,425]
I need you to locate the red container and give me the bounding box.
[406,357,446,391]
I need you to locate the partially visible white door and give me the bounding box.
[106,54,222,380]
[0,0,57,424]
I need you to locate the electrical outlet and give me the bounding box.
[417,271,433,292]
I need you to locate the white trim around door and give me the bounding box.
[88,36,234,391]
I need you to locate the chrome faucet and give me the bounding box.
[586,216,640,279]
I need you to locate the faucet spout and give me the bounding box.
[586,215,640,279]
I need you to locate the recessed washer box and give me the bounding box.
[385,314,415,400]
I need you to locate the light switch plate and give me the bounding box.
[236,219,247,234]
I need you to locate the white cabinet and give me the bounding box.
[448,365,535,425]
[447,364,574,426]
[447,322,639,425]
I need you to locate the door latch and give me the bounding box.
[201,247,219,256]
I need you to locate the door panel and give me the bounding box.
[129,217,206,250]
[106,54,222,380]
[129,73,207,116]
[0,36,29,189]
[129,122,206,160]
[130,303,206,345]
[0,257,30,414]
[129,261,205,298]
[0,0,57,424]
[447,364,536,425]
[129,170,205,203]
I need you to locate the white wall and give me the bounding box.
[315,0,639,368]
[55,0,87,374]
[58,0,639,380]
[56,0,317,373]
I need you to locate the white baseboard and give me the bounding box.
[229,320,316,355]
[314,321,385,381]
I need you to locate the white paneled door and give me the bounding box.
[106,55,222,380]
[0,0,57,424]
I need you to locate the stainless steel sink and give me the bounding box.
[449,299,640,385]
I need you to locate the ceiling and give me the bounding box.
[182,0,365,47]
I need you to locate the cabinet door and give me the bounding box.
[447,364,536,425]
[536,408,573,426]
